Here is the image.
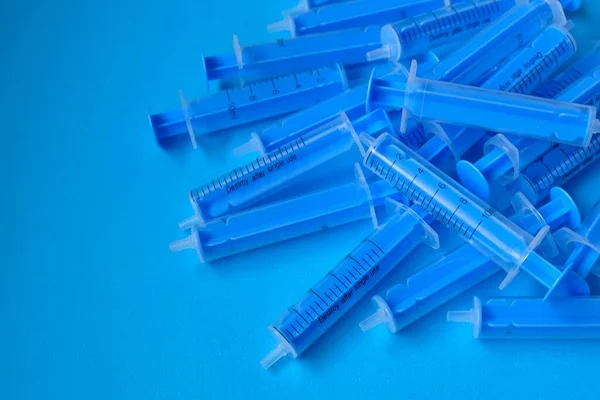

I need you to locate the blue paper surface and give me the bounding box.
[1,1,600,399]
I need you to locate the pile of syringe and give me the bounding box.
[151,0,600,370]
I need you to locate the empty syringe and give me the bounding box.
[150,65,348,148]
[415,24,576,162]
[362,132,589,296]
[448,297,600,339]
[269,0,447,37]
[172,164,403,262]
[183,113,364,225]
[456,63,600,201]
[204,27,382,82]
[368,58,600,147]
[359,187,587,333]
[261,199,439,369]
[554,199,600,279]
[366,0,516,62]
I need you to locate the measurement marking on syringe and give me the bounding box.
[330,273,348,289]
[311,290,327,307]
[293,309,310,326]
[348,256,367,272]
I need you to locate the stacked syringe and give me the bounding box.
[150,0,600,371]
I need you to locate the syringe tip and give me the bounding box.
[260,343,290,370]
[359,309,388,332]
[178,215,200,230]
[498,267,520,290]
[446,310,475,324]
[169,235,196,252]
[233,133,265,157]
[366,46,391,62]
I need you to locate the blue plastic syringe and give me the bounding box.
[448,297,600,339]
[359,187,588,333]
[456,64,600,201]
[554,199,600,279]
[261,199,439,369]
[268,0,448,37]
[365,0,517,62]
[203,28,382,82]
[412,24,576,160]
[149,65,348,149]
[363,132,587,294]
[171,164,404,262]
[234,14,541,159]
[368,58,600,147]
[181,111,396,226]
[426,0,567,82]
[534,44,600,98]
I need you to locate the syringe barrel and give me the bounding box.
[195,166,398,262]
[288,0,447,37]
[427,0,565,82]
[233,27,382,81]
[534,44,600,98]
[403,69,596,147]
[454,297,600,339]
[189,113,362,223]
[267,200,436,358]
[382,0,515,62]
[460,62,600,197]
[418,24,575,166]
[364,133,540,273]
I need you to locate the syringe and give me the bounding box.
[456,64,600,201]
[171,164,404,262]
[363,132,584,295]
[534,44,600,98]
[366,0,516,62]
[426,0,567,82]
[182,113,364,226]
[184,110,396,227]
[236,14,542,159]
[448,297,600,339]
[359,187,588,333]
[150,65,348,149]
[368,58,600,147]
[414,24,576,161]
[204,27,382,82]
[269,0,447,37]
[554,199,600,279]
[261,199,439,369]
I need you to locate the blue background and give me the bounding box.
[2,1,600,399]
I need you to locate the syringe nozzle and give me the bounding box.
[178,215,200,230]
[260,343,290,369]
[169,235,196,252]
[366,45,391,62]
[233,132,265,157]
[359,308,388,332]
[446,309,475,324]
